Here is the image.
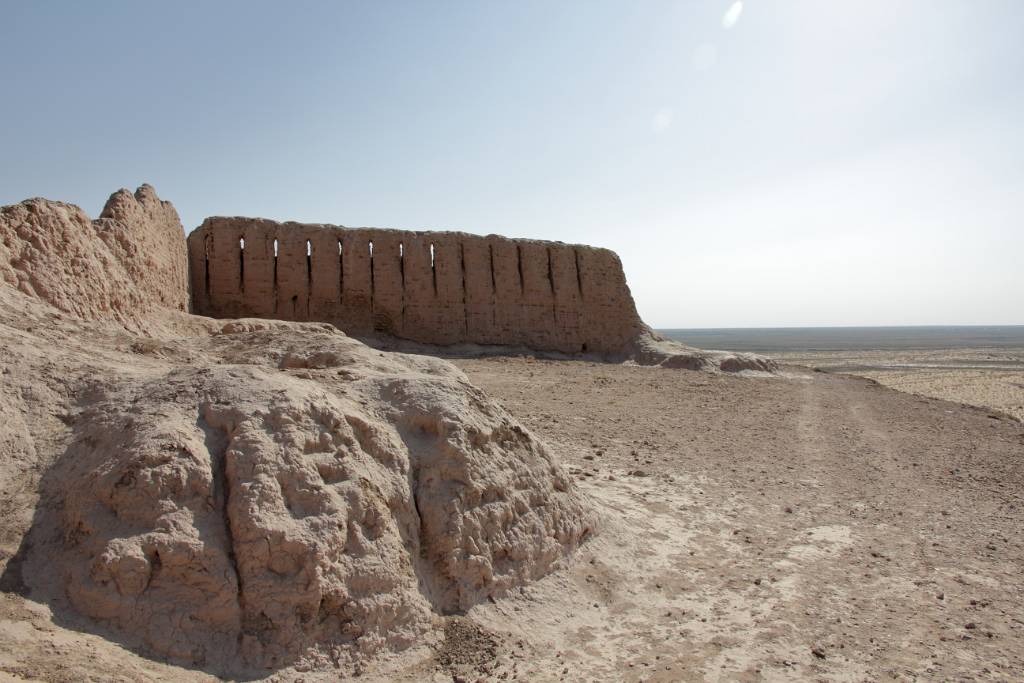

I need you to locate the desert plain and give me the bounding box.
[771,346,1024,423]
[441,355,1024,681]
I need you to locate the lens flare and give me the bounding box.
[722,1,743,29]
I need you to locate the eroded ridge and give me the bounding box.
[0,185,188,328]
[188,218,643,355]
[26,327,595,676]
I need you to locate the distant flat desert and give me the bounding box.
[772,347,1024,422]
[660,328,1024,423]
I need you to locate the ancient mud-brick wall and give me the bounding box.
[188,218,643,355]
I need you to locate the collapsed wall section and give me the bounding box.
[1,184,188,327]
[188,218,644,355]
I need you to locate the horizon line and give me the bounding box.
[655,323,1024,330]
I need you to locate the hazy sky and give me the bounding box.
[2,1,1022,327]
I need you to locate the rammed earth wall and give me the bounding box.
[187,218,643,355]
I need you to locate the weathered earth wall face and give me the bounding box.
[188,218,644,355]
[0,185,189,327]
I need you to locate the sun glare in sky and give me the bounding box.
[722,1,744,29]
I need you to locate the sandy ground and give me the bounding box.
[3,349,1024,681]
[769,347,1024,423]
[424,357,1024,682]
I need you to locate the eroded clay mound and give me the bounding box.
[27,328,594,675]
[0,185,188,327]
[633,329,778,373]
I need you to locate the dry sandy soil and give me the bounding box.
[428,357,1024,682]
[3,344,1024,682]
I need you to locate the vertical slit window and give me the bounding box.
[306,239,312,285]
[488,244,496,294]
[430,243,437,295]
[546,248,555,295]
[338,239,344,300]
[516,245,524,294]
[203,235,212,299]
[368,241,374,298]
[459,242,468,333]
[273,238,279,290]
[574,249,583,298]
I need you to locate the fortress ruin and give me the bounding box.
[188,217,645,355]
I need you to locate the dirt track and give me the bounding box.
[437,358,1024,682]
[768,346,1024,422]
